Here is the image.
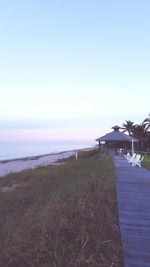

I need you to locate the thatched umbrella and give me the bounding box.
[96,125,139,155]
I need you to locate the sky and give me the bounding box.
[0,0,150,142]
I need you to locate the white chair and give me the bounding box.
[125,152,131,162]
[133,155,144,167]
[131,154,139,167]
[129,153,136,165]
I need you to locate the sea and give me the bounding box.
[0,118,98,160]
[0,113,146,161]
[0,140,95,160]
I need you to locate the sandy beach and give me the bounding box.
[0,150,76,177]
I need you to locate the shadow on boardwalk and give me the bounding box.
[114,155,150,267]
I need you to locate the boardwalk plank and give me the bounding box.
[114,155,150,267]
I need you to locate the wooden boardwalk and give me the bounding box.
[114,155,150,267]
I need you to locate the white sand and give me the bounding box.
[0,151,76,177]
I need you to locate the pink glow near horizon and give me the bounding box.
[1,115,146,144]
[0,126,106,143]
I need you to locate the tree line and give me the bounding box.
[122,114,150,151]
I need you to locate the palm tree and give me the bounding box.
[133,123,148,150]
[122,120,135,135]
[143,113,150,131]
[122,116,150,151]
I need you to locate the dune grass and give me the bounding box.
[0,150,123,267]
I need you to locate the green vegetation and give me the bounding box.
[142,155,150,170]
[0,150,123,267]
[122,115,150,151]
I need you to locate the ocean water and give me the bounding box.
[0,118,98,160]
[0,140,95,160]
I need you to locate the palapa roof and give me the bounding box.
[96,125,139,143]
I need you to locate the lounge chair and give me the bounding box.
[132,154,144,167]
[129,153,136,165]
[125,152,131,162]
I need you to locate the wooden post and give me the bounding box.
[99,141,100,150]
[131,140,134,156]
[75,152,78,160]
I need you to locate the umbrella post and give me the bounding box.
[131,140,134,155]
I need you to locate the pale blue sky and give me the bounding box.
[0,0,150,141]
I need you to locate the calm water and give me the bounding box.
[0,140,95,160]
[0,118,98,160]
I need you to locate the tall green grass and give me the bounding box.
[0,152,123,267]
[142,155,150,170]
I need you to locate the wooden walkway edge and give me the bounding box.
[114,155,150,267]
